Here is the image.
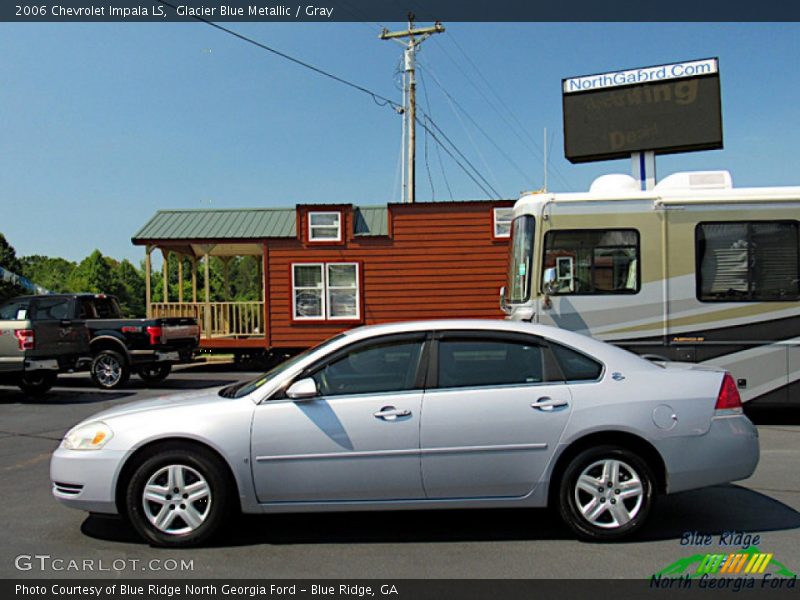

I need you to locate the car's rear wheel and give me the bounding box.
[91,350,130,390]
[558,445,655,541]
[138,363,172,383]
[125,446,231,547]
[18,371,57,396]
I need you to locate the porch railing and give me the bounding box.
[150,302,265,338]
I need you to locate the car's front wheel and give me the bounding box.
[125,446,232,547]
[558,445,655,541]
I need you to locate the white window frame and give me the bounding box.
[325,262,360,321]
[308,211,343,242]
[292,262,360,321]
[292,263,325,321]
[493,207,513,238]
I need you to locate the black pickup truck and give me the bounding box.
[2,294,200,390]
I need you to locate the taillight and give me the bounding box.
[14,329,35,351]
[715,373,742,411]
[146,326,163,346]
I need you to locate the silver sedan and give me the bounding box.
[51,319,759,546]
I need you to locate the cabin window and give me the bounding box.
[696,221,800,302]
[493,207,514,238]
[308,211,342,242]
[542,229,639,295]
[292,262,360,320]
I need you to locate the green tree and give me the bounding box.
[0,233,25,302]
[19,255,76,293]
[112,259,146,317]
[68,249,114,294]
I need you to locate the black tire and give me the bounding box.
[125,445,232,547]
[138,363,172,383]
[558,445,655,542]
[90,350,130,390]
[18,371,57,396]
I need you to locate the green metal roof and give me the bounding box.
[132,206,388,242]
[353,206,388,237]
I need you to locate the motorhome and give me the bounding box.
[501,170,800,406]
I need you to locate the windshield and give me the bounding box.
[219,333,346,399]
[506,215,535,304]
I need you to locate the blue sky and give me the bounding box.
[1,22,798,263]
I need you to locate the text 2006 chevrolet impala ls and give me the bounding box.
[51,319,759,546]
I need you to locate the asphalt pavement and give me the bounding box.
[0,367,798,579]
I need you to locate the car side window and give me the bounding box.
[311,339,424,397]
[549,342,603,381]
[29,298,70,320]
[437,337,544,389]
[0,300,29,320]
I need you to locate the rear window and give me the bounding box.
[437,338,544,389]
[92,297,120,318]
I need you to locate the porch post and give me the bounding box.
[145,245,152,318]
[161,248,170,304]
[221,256,231,336]
[191,257,198,303]
[204,251,211,338]
[177,254,184,303]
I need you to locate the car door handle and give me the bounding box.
[373,407,411,421]
[531,397,569,412]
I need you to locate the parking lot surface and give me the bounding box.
[1,367,798,579]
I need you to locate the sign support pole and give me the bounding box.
[631,151,656,191]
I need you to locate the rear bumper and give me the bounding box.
[50,447,125,514]
[660,414,760,494]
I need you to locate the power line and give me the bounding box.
[418,68,454,200]
[447,33,573,190]
[156,0,402,112]
[418,62,532,188]
[417,112,502,199]
[417,116,496,199]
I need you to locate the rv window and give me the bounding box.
[696,221,800,302]
[542,229,639,295]
[506,216,535,304]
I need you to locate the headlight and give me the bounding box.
[63,421,113,450]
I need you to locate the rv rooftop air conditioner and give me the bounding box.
[589,174,640,195]
[654,171,733,191]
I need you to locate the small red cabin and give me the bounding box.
[133,201,513,353]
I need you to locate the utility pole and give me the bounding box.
[381,16,444,204]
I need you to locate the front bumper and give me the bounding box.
[50,447,127,514]
[660,413,760,494]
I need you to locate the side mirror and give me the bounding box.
[499,286,510,315]
[285,377,318,400]
[543,267,558,296]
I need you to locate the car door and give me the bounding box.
[420,331,573,499]
[28,297,88,359]
[251,333,429,503]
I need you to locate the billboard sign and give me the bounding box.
[562,58,722,163]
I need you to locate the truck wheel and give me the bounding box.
[91,350,130,390]
[18,371,57,396]
[138,363,172,383]
[558,445,655,541]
